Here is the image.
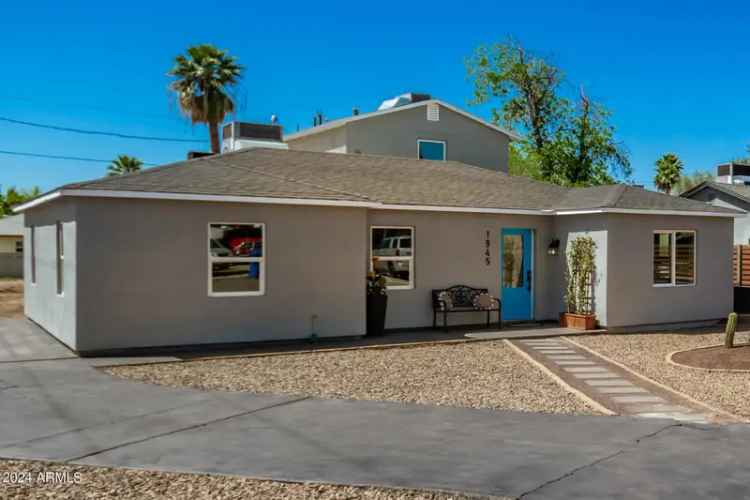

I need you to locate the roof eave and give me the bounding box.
[16,189,742,218]
[283,99,523,142]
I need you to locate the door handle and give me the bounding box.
[527,270,532,291]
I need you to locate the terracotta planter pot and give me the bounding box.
[559,312,597,330]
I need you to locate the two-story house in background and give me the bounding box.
[282,93,520,172]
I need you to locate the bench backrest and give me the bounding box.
[432,285,489,309]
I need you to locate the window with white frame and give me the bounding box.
[208,223,265,296]
[56,221,64,295]
[370,226,414,289]
[417,139,446,161]
[653,230,695,286]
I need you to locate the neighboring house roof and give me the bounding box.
[16,148,740,217]
[0,214,24,236]
[283,99,524,142]
[681,180,750,204]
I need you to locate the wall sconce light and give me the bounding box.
[547,239,560,256]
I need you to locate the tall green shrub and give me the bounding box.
[565,236,597,315]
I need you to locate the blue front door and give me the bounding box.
[501,228,533,321]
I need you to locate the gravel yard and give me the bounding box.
[0,459,487,499]
[576,331,750,418]
[0,279,23,319]
[108,341,596,415]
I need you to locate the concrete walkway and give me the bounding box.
[509,337,734,423]
[2,319,750,498]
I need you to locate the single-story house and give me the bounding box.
[16,146,739,355]
[0,214,24,278]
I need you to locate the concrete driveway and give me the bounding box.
[1,318,749,499]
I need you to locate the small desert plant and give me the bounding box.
[565,236,597,315]
[725,312,738,348]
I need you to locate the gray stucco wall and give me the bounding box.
[0,253,23,278]
[605,214,732,328]
[287,104,510,172]
[73,199,367,352]
[347,105,509,172]
[367,210,557,328]
[686,188,750,245]
[23,199,77,349]
[550,215,609,327]
[286,125,347,153]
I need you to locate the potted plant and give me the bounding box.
[560,236,598,330]
[366,271,388,336]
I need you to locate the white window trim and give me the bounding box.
[417,139,446,161]
[207,222,266,297]
[652,230,696,288]
[370,225,415,291]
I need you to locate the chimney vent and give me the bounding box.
[377,92,431,111]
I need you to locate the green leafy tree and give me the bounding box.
[0,186,41,216]
[467,40,630,186]
[674,170,712,194]
[107,155,143,177]
[508,142,543,179]
[544,90,631,186]
[467,39,566,179]
[653,153,684,193]
[168,44,244,153]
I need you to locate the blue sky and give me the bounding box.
[1,1,748,191]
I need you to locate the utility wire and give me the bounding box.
[0,117,207,143]
[0,150,157,166]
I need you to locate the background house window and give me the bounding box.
[15,240,22,253]
[56,221,64,295]
[417,140,446,161]
[653,230,695,286]
[208,223,265,296]
[370,226,414,290]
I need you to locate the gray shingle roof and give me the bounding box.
[682,181,750,204]
[53,148,740,215]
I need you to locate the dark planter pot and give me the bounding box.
[366,294,388,336]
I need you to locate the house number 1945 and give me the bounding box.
[485,230,491,266]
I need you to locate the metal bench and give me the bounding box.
[431,285,501,330]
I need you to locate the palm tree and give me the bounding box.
[168,44,244,153]
[654,153,683,194]
[107,155,143,177]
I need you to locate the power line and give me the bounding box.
[0,150,157,166]
[0,94,179,120]
[0,117,207,143]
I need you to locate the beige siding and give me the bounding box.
[0,237,21,253]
